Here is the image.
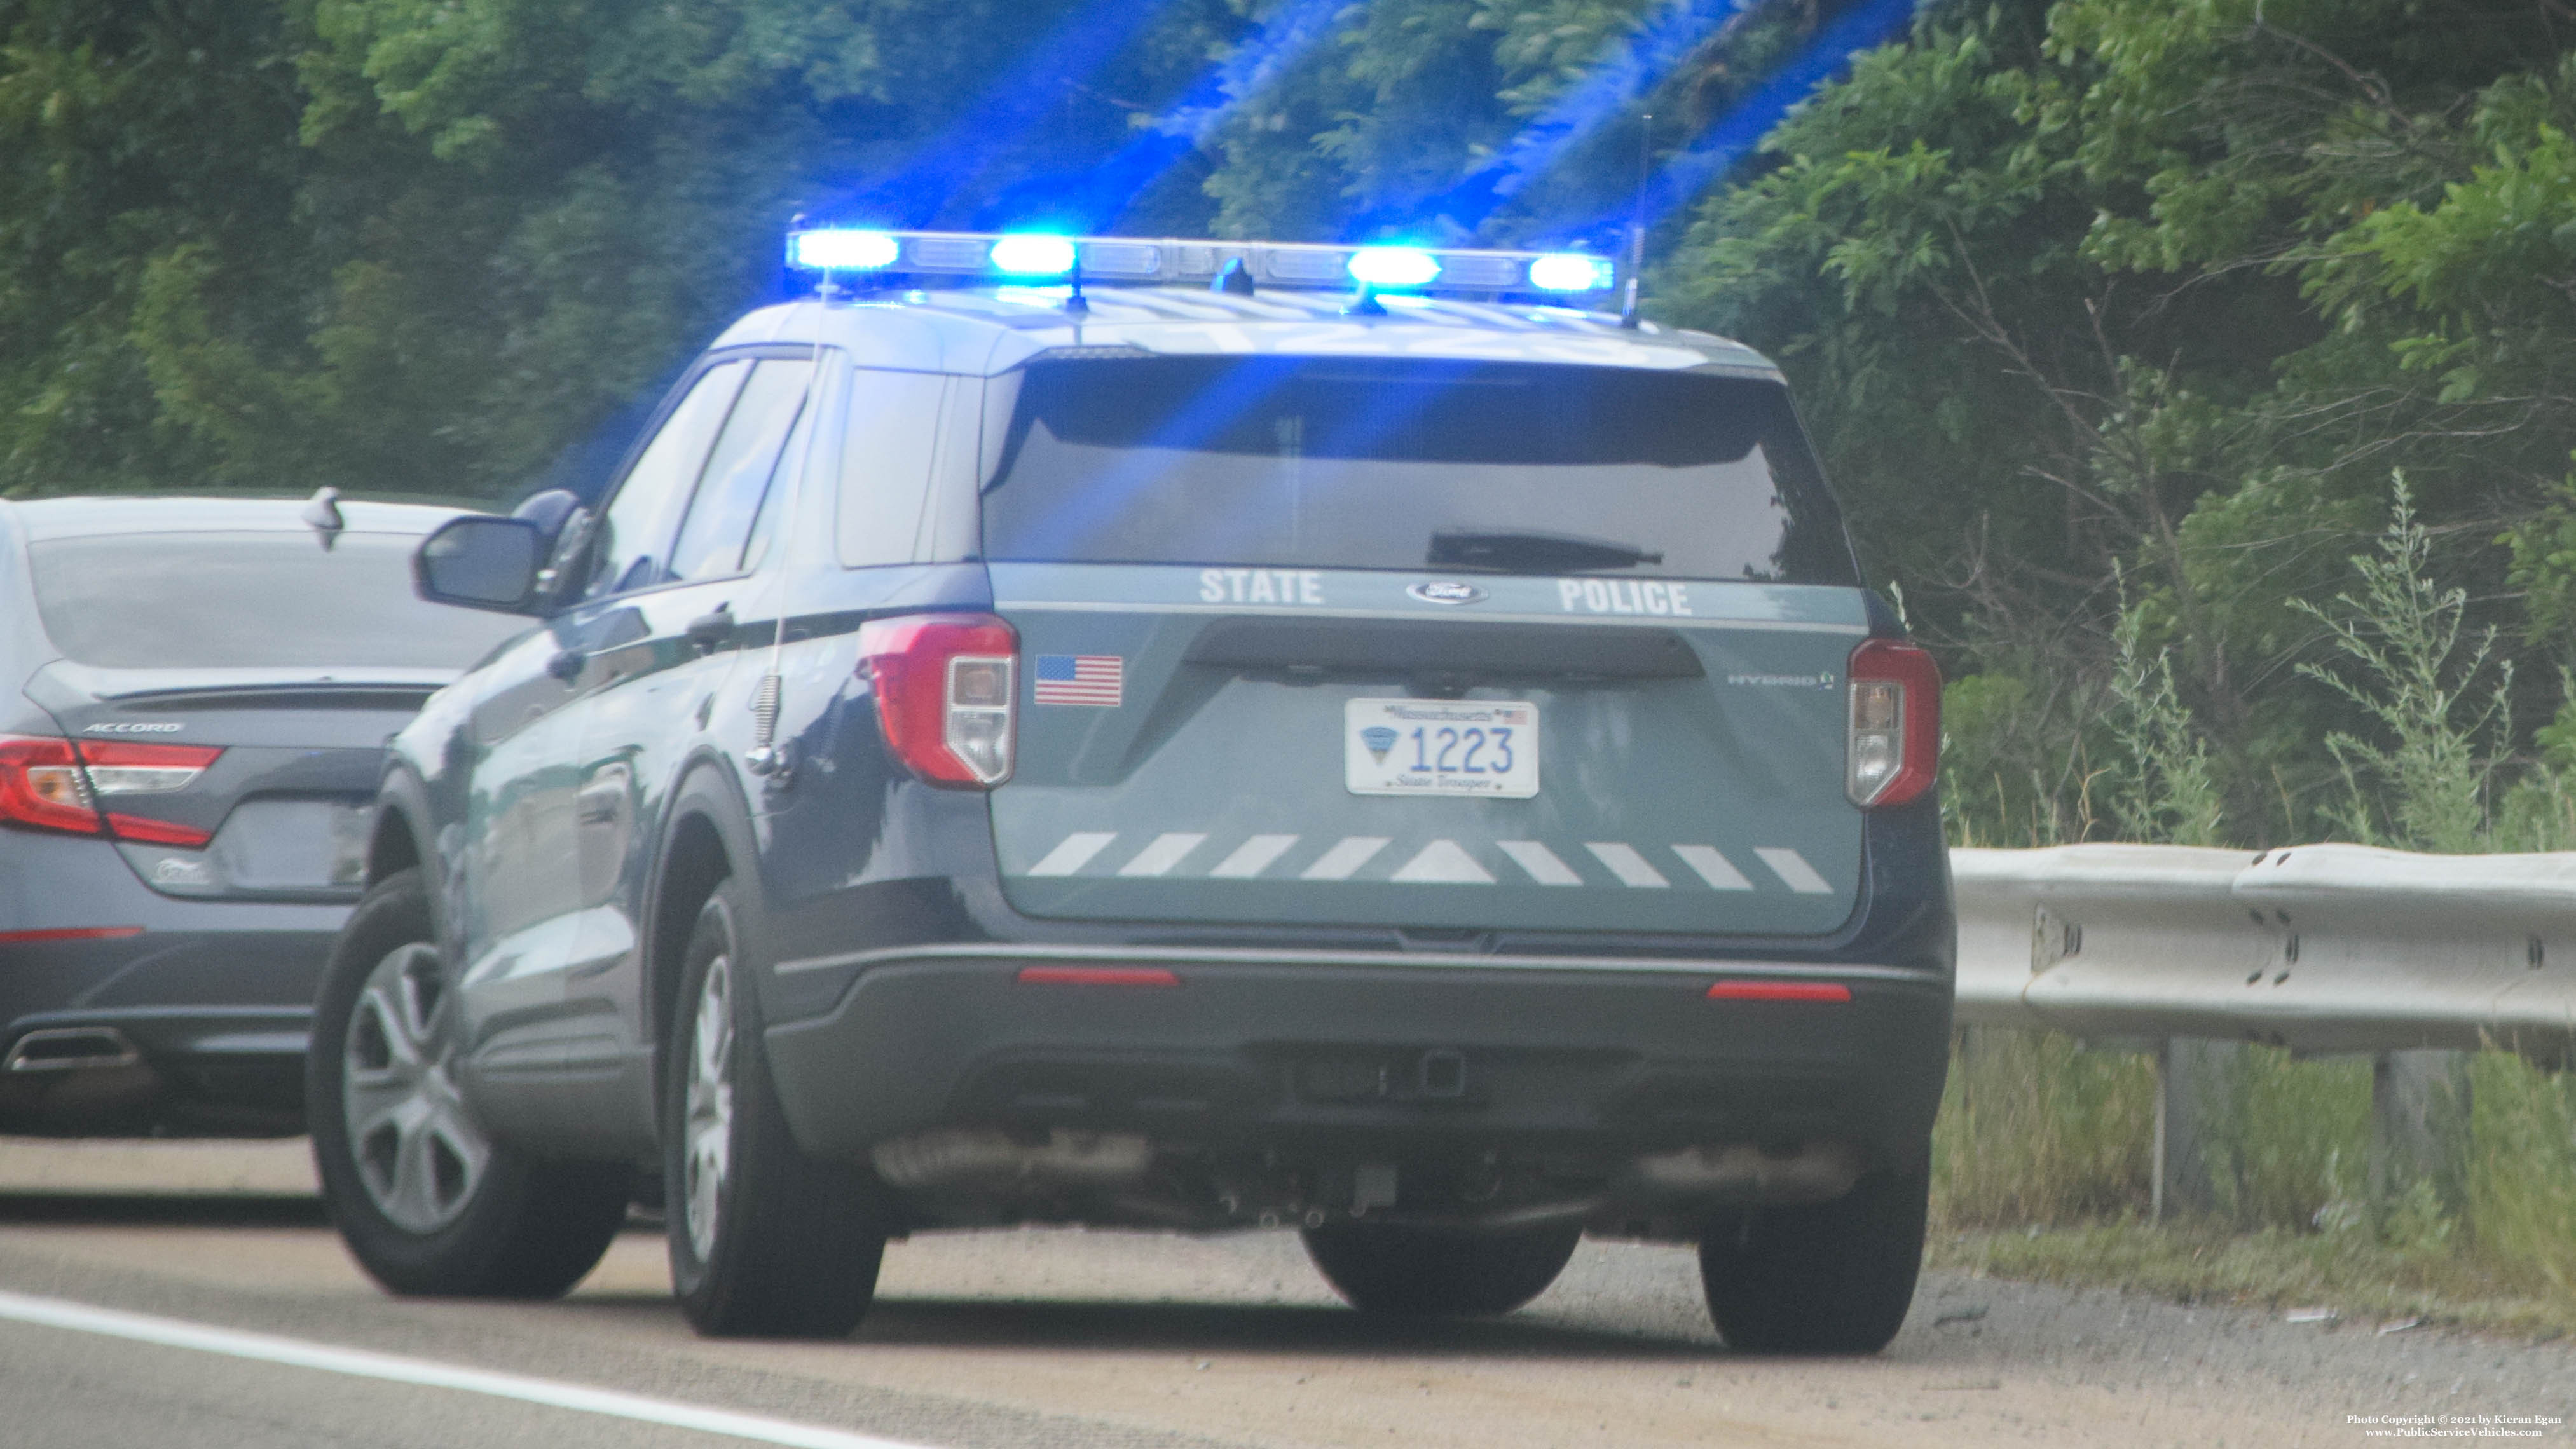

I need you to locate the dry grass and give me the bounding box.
[1929,1223,2576,1341]
[1928,1029,2576,1333]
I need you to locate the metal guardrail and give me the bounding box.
[1952,844,2576,1061]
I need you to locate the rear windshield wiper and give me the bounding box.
[1427,529,1665,575]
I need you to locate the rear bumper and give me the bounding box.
[0,835,344,1133]
[764,948,1951,1172]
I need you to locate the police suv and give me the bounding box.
[308,229,1952,1353]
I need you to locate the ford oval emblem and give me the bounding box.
[1408,580,1486,606]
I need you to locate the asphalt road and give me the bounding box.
[0,1138,2570,1448]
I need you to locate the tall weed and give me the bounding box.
[2106,580,2227,847]
[1933,1030,2153,1227]
[2200,1047,2371,1232]
[2468,1052,2576,1297]
[2293,476,2512,854]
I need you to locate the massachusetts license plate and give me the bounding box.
[1345,698,1540,798]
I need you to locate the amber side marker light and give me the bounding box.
[1017,965,1181,988]
[1706,981,1853,1002]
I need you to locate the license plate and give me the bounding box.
[1345,698,1540,798]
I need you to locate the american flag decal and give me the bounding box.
[1034,654,1123,707]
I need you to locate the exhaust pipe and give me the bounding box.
[872,1128,1153,1191]
[1620,1140,1863,1206]
[4,1027,142,1073]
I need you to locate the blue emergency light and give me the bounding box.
[1345,246,1442,289]
[987,234,1078,277]
[786,229,899,270]
[1528,253,1617,294]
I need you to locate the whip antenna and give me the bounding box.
[1620,113,1652,329]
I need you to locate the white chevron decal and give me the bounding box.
[1755,847,1833,894]
[1207,834,1299,878]
[1497,840,1582,886]
[1018,828,1844,897]
[1300,836,1392,881]
[1390,840,1495,885]
[1584,841,1670,888]
[1025,832,1117,877]
[1117,832,1207,878]
[1672,845,1753,890]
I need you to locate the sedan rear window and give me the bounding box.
[30,530,526,669]
[979,357,1858,585]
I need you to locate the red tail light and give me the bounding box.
[0,737,102,834]
[0,736,221,845]
[858,613,1018,787]
[1846,639,1940,809]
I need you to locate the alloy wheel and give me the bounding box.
[342,942,490,1234]
[682,953,736,1263]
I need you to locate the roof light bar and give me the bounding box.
[781,228,1616,299]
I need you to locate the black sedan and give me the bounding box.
[0,493,524,1135]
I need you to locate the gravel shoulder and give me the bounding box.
[1,1138,2570,1447]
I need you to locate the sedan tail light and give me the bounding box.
[858,614,1018,787]
[0,735,221,845]
[1846,639,1940,809]
[0,737,102,834]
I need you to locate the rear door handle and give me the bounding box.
[547,648,586,682]
[685,604,734,653]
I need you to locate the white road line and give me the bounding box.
[1755,847,1835,894]
[1025,831,1117,877]
[0,1289,936,1449]
[1207,833,1299,878]
[1116,832,1207,878]
[1389,840,1495,885]
[1671,845,1754,890]
[1496,840,1583,886]
[1301,836,1391,880]
[1584,842,1670,888]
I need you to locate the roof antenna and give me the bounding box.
[1620,112,1652,330]
[301,486,345,549]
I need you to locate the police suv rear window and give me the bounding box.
[978,358,1857,585]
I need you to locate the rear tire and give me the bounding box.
[664,878,886,1338]
[1302,1221,1580,1316]
[1697,1161,1928,1354]
[308,868,631,1298]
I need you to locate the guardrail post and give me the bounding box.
[2369,1050,2473,1227]
[2153,1037,2236,1221]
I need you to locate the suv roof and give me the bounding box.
[713,287,1784,381]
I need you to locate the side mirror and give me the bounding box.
[416,516,545,613]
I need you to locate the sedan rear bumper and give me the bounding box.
[1,836,345,1133]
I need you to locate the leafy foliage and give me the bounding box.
[20,0,2576,850]
[1661,0,2576,846]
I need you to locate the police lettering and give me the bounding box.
[1200,568,1325,606]
[1556,578,1692,616]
